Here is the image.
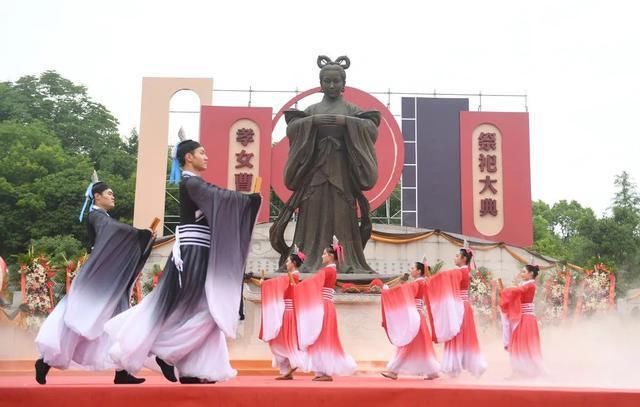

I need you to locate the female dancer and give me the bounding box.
[294,240,357,381]
[500,264,543,377]
[381,260,440,380]
[425,248,487,377]
[259,249,309,379]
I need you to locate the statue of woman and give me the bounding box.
[270,56,379,273]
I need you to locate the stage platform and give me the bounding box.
[2,372,639,407]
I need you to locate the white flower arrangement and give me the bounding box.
[542,270,567,324]
[18,252,55,330]
[580,270,611,314]
[469,267,495,326]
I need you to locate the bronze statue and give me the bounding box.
[270,56,380,273]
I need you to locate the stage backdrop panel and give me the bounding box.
[199,106,272,223]
[460,112,532,247]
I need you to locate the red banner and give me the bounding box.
[200,106,272,223]
[460,112,532,247]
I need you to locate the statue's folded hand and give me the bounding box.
[313,114,339,126]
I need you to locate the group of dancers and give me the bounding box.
[32,137,543,385]
[259,246,543,382]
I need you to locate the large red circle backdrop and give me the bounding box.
[270,87,405,211]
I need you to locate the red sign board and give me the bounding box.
[199,106,272,223]
[460,112,532,246]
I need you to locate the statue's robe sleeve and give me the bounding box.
[283,110,317,190]
[344,110,380,245]
[269,111,317,262]
[344,111,380,191]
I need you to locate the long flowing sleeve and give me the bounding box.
[293,270,326,350]
[259,275,291,342]
[184,176,262,338]
[64,212,152,339]
[500,286,524,323]
[381,282,421,347]
[499,286,525,347]
[424,268,465,343]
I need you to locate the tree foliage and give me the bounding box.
[532,171,640,293]
[0,71,137,261]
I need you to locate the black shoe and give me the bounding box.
[35,358,50,385]
[156,357,177,382]
[114,370,146,384]
[179,376,200,384]
[179,376,216,384]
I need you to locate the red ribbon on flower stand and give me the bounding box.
[562,269,572,320]
[135,277,143,303]
[65,261,75,294]
[608,273,616,310]
[20,272,26,304]
[490,280,497,326]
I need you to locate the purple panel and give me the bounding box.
[415,98,468,233]
[402,166,416,187]
[402,119,415,141]
[402,188,416,211]
[404,144,416,164]
[401,97,416,119]
[402,212,416,227]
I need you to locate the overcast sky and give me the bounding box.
[2,0,639,216]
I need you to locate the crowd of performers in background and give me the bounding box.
[31,137,543,385]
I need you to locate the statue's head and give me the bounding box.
[317,55,350,99]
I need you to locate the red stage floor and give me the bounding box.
[2,374,639,407]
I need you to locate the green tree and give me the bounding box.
[31,235,85,266]
[125,128,139,156]
[0,72,138,260]
[549,200,597,242]
[531,172,640,295]
[532,200,570,260]
[0,71,135,178]
[606,172,640,291]
[0,121,93,257]
[613,171,640,213]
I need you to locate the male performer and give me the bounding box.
[106,139,261,384]
[35,177,154,384]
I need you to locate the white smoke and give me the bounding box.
[457,313,640,389]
